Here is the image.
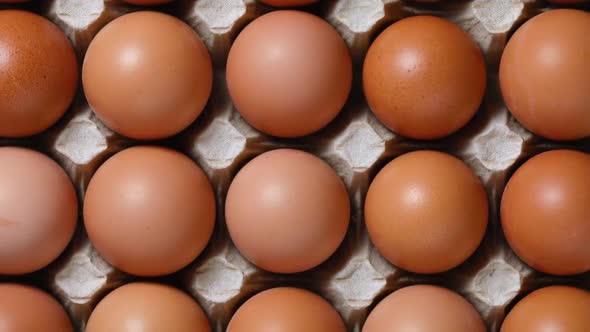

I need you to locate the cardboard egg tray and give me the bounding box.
[1,0,589,331]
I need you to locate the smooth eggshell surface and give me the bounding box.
[225,149,350,273]
[363,15,486,139]
[0,10,78,137]
[83,11,212,140]
[501,150,590,275]
[83,146,215,276]
[365,150,488,274]
[0,147,78,275]
[546,0,589,3]
[227,287,346,332]
[499,9,590,140]
[501,286,590,332]
[85,282,210,332]
[362,285,486,332]
[226,10,352,137]
[0,284,73,332]
[122,0,174,4]
[257,0,319,6]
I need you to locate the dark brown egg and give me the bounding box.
[0,284,73,332]
[365,150,488,273]
[83,11,212,139]
[0,147,78,275]
[501,286,590,332]
[499,9,590,140]
[501,150,590,275]
[83,146,215,276]
[227,287,346,332]
[363,15,486,139]
[363,285,486,332]
[258,0,318,6]
[86,283,210,332]
[226,10,352,137]
[0,10,78,137]
[225,149,350,273]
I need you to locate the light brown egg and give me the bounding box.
[501,150,590,275]
[0,284,73,332]
[0,10,78,138]
[365,150,488,274]
[227,287,346,332]
[86,282,210,332]
[83,11,212,140]
[363,285,486,332]
[226,10,352,137]
[258,0,318,6]
[83,146,215,276]
[225,149,350,273]
[363,16,486,139]
[122,0,174,4]
[501,286,590,332]
[0,147,78,275]
[499,9,590,140]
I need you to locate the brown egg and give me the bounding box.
[86,282,210,332]
[122,0,174,4]
[365,150,488,273]
[501,286,590,332]
[258,0,318,6]
[363,285,486,332]
[226,10,352,137]
[227,287,346,332]
[225,149,350,273]
[499,9,590,140]
[501,150,590,275]
[0,147,78,275]
[0,10,78,138]
[546,0,589,3]
[83,146,215,276]
[363,16,486,140]
[83,11,212,140]
[0,284,73,331]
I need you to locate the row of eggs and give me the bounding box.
[1,4,590,140]
[2,281,589,331]
[2,145,589,277]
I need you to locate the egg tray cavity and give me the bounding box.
[1,0,590,331]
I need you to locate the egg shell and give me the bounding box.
[257,0,319,6]
[0,284,73,332]
[0,10,78,137]
[501,150,590,275]
[365,150,488,273]
[362,285,486,332]
[227,287,346,332]
[0,147,78,275]
[122,0,174,4]
[501,286,590,331]
[499,9,590,140]
[225,149,350,273]
[363,15,486,139]
[226,10,352,138]
[86,282,210,332]
[83,146,216,276]
[546,0,589,3]
[82,11,212,140]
